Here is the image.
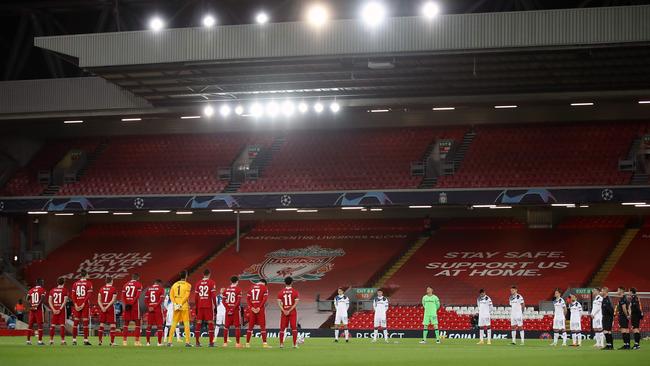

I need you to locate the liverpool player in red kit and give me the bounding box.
[48,277,69,345]
[246,279,271,348]
[144,279,165,346]
[121,273,143,346]
[97,276,118,346]
[26,278,46,345]
[223,276,243,348]
[277,276,300,348]
[71,270,94,345]
[194,269,217,347]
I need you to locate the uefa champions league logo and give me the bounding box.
[133,197,145,209]
[0,201,4,211]
[601,189,613,201]
[240,245,345,283]
[280,194,292,207]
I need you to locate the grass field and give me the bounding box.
[0,337,647,366]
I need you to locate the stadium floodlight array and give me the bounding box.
[149,17,165,31]
[202,100,340,120]
[306,4,329,27]
[361,2,387,27]
[421,1,440,19]
[256,12,269,24]
[202,15,216,27]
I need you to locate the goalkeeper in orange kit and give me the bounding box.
[167,270,192,347]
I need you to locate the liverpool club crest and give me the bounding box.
[240,245,345,283]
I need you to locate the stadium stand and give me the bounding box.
[604,225,650,291]
[238,127,465,192]
[189,219,425,302]
[23,222,236,289]
[384,217,625,305]
[436,123,638,188]
[57,133,274,196]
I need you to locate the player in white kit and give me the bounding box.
[333,288,350,343]
[590,288,604,348]
[372,290,389,343]
[509,286,525,345]
[215,288,226,340]
[162,293,181,342]
[476,289,493,345]
[551,289,568,346]
[568,294,583,347]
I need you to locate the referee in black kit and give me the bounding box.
[616,286,631,350]
[630,288,644,350]
[601,287,615,350]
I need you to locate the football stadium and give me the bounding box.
[0,1,649,365]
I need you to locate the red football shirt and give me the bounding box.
[27,286,47,310]
[121,280,143,305]
[194,278,217,309]
[144,284,165,309]
[247,283,268,308]
[223,285,242,315]
[277,287,299,313]
[49,287,68,311]
[98,285,117,306]
[71,279,94,306]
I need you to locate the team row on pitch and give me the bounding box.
[24,269,301,348]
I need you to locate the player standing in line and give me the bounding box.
[194,269,217,347]
[419,286,440,344]
[246,279,271,348]
[629,287,643,350]
[215,288,226,340]
[26,279,46,345]
[372,289,389,343]
[97,276,118,346]
[121,273,143,346]
[509,286,525,345]
[591,288,604,348]
[70,270,93,346]
[568,294,583,347]
[48,277,69,345]
[601,287,615,350]
[167,270,192,347]
[223,276,243,348]
[333,288,350,343]
[550,288,568,346]
[616,286,631,349]
[144,279,165,346]
[163,291,181,343]
[476,289,493,345]
[277,276,300,348]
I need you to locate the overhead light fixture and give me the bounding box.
[551,203,576,208]
[63,120,83,124]
[211,209,233,212]
[579,204,590,208]
[409,205,432,209]
[369,108,390,113]
[621,202,645,206]
[250,103,264,118]
[313,102,324,114]
[306,4,329,27]
[203,105,215,117]
[361,2,386,27]
[298,102,309,114]
[370,208,383,211]
[421,1,440,19]
[28,211,48,215]
[202,15,216,27]
[148,210,171,213]
[341,206,364,210]
[275,208,298,211]
[88,210,109,214]
[297,209,318,213]
[433,107,455,111]
[634,204,650,207]
[219,105,231,117]
[234,105,245,116]
[489,205,513,209]
[112,212,133,215]
[639,100,650,104]
[329,101,341,113]
[149,17,165,31]
[256,12,269,24]
[494,105,517,109]
[54,213,74,216]
[237,210,255,214]
[175,211,193,215]
[121,117,142,122]
[281,101,295,117]
[570,102,594,106]
[180,115,201,119]
[472,204,496,208]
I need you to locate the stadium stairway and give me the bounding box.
[187,226,252,278]
[371,235,430,290]
[0,273,28,313]
[588,227,640,287]
[450,130,476,173]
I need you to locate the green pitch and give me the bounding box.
[0,337,647,366]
